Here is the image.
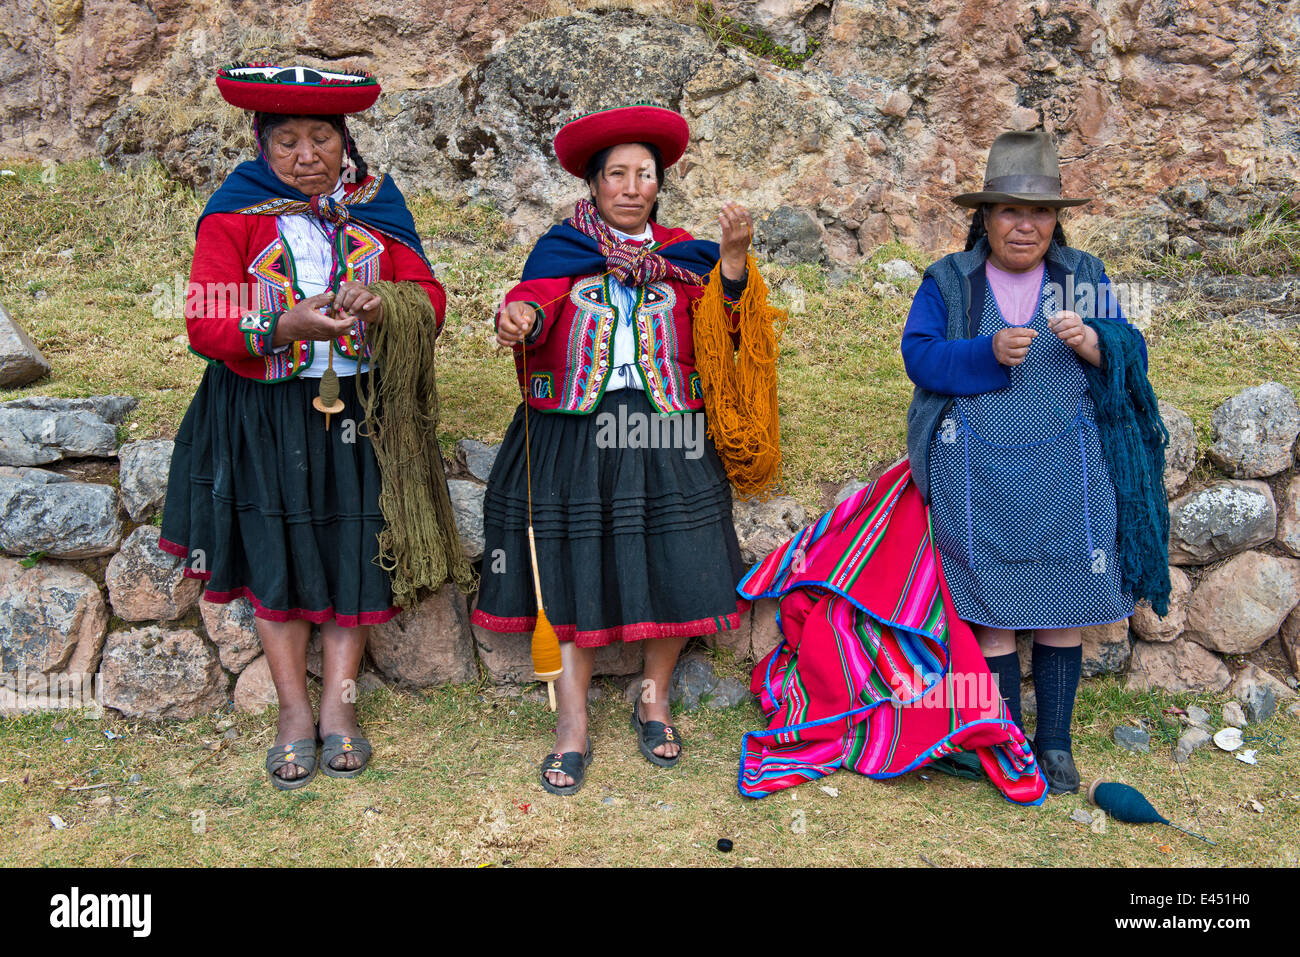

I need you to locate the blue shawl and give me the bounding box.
[198,156,431,268]
[521,222,719,282]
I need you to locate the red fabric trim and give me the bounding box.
[470,602,744,648]
[167,551,399,627]
[200,584,401,627]
[157,535,188,558]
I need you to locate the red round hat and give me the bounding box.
[553,104,690,178]
[215,62,381,115]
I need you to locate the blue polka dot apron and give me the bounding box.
[928,268,1133,630]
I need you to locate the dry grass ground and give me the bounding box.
[2,160,1299,867]
[2,662,1297,868]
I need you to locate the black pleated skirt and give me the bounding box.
[158,362,397,627]
[470,389,746,647]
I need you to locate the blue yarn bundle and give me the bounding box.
[1089,780,1215,845]
[1090,781,1168,824]
[1082,317,1171,616]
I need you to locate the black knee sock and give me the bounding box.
[984,652,1023,729]
[1032,643,1082,753]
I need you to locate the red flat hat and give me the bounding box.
[553,104,690,178]
[215,62,381,115]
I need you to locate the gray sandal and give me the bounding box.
[320,732,372,778]
[265,738,319,790]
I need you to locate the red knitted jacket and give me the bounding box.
[499,222,738,414]
[187,184,445,382]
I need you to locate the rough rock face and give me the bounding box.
[732,495,808,566]
[1281,605,1300,677]
[1183,551,1300,655]
[99,626,229,720]
[233,654,277,714]
[368,586,476,688]
[17,4,1290,261]
[0,406,118,466]
[455,439,500,483]
[1080,619,1130,678]
[1158,402,1196,496]
[0,301,51,388]
[1230,663,1297,724]
[1130,566,1191,643]
[1126,637,1231,693]
[447,479,485,563]
[117,439,173,521]
[0,475,124,559]
[1,395,136,424]
[199,596,261,673]
[0,563,108,689]
[1167,480,1276,565]
[749,596,782,660]
[1278,474,1300,559]
[104,526,202,621]
[1206,382,1300,478]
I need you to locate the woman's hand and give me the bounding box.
[992,326,1038,367]
[272,293,354,345]
[1048,310,1102,367]
[496,301,538,348]
[718,201,752,281]
[334,281,383,326]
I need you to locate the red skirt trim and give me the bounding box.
[470,601,745,649]
[159,535,401,628]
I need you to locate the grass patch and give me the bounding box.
[695,2,820,69]
[2,655,1295,867]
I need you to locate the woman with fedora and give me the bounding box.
[477,105,760,795]
[901,131,1169,794]
[160,63,455,788]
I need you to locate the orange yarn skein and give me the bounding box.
[692,251,787,500]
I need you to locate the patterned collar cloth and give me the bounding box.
[566,199,706,287]
[197,154,432,270]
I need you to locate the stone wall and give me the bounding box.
[0,396,793,717]
[3,382,1298,723]
[6,1,1298,258]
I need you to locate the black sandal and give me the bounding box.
[539,737,593,796]
[319,732,372,779]
[265,738,319,791]
[631,705,682,768]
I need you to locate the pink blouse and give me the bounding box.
[986,259,1045,327]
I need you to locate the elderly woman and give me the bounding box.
[901,131,1168,795]
[159,64,448,788]
[475,105,759,795]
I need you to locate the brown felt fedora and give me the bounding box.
[953,131,1090,208]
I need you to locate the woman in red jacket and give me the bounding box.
[475,105,755,795]
[159,64,446,788]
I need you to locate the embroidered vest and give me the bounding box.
[244,222,385,381]
[547,276,701,414]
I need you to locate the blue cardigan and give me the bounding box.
[900,238,1147,501]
